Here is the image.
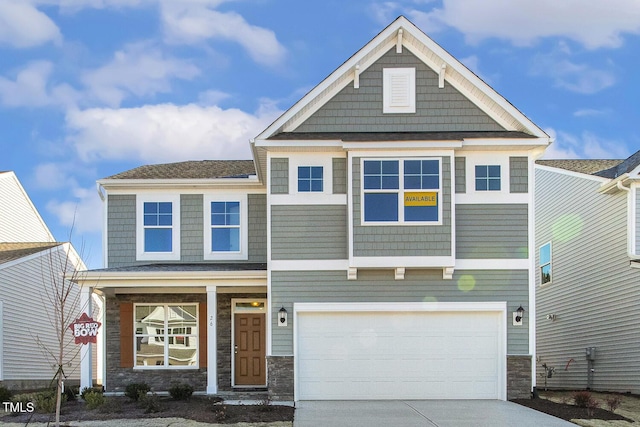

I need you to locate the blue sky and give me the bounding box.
[1,0,640,268]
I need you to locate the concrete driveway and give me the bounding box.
[294,400,577,427]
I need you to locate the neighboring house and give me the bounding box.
[0,172,92,390]
[535,153,640,394]
[81,16,551,401]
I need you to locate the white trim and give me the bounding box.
[203,194,248,261]
[528,156,536,389]
[351,256,454,268]
[288,154,334,196]
[455,193,529,204]
[270,194,347,205]
[80,288,93,391]
[103,187,109,267]
[455,258,530,270]
[270,260,349,271]
[206,286,217,394]
[231,298,268,388]
[629,185,637,257]
[449,156,457,261]
[465,153,509,196]
[293,301,507,401]
[383,67,416,114]
[136,194,181,261]
[0,300,3,381]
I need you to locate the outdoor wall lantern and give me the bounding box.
[513,305,525,326]
[278,307,288,327]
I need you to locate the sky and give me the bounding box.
[1,0,640,268]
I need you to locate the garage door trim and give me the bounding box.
[294,301,507,401]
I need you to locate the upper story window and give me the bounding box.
[204,194,248,260]
[362,158,440,224]
[137,195,180,261]
[475,165,501,191]
[134,304,198,369]
[298,166,323,192]
[540,242,552,285]
[383,68,416,114]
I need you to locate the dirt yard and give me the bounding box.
[537,391,640,426]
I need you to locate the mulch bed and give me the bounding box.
[4,396,294,424]
[512,398,632,422]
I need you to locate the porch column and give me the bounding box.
[79,287,93,391]
[206,286,217,394]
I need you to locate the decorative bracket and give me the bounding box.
[439,63,447,88]
[442,267,454,280]
[394,267,405,280]
[396,29,403,53]
[347,267,358,280]
[354,64,360,89]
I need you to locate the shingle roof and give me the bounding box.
[104,160,256,180]
[268,131,537,141]
[0,242,61,265]
[536,159,623,176]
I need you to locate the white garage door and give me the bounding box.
[296,306,505,400]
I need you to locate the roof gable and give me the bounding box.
[255,16,549,141]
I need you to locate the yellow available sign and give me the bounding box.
[404,192,437,206]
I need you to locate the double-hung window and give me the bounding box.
[204,194,248,260]
[362,158,440,224]
[298,166,323,192]
[475,165,501,191]
[137,195,180,261]
[540,243,552,285]
[134,304,198,368]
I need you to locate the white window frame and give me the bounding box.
[475,164,502,191]
[297,166,324,192]
[133,303,199,370]
[204,194,248,261]
[361,157,442,226]
[539,242,552,285]
[136,194,181,261]
[383,67,416,114]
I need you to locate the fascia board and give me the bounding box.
[97,177,263,190]
[253,139,344,149]
[76,270,268,285]
[341,140,462,150]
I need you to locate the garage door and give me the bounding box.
[296,307,505,400]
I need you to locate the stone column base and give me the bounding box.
[267,356,294,401]
[507,355,532,399]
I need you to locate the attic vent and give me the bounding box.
[383,68,416,114]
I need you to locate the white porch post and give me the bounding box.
[206,286,217,394]
[79,287,93,390]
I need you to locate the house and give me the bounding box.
[535,152,640,393]
[81,16,551,401]
[0,171,93,390]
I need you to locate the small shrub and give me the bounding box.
[169,383,194,400]
[125,383,150,401]
[573,391,593,408]
[84,390,105,410]
[0,385,12,403]
[32,389,65,413]
[64,385,78,401]
[606,395,622,413]
[81,386,103,400]
[137,392,162,413]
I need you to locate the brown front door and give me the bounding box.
[234,313,266,386]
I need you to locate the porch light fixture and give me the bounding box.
[513,305,525,325]
[278,307,288,327]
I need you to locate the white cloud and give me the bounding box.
[33,162,78,190]
[65,102,282,163]
[405,0,640,49]
[160,2,287,67]
[542,128,629,159]
[81,42,200,107]
[198,90,231,106]
[46,185,103,234]
[0,0,62,48]
[573,108,612,118]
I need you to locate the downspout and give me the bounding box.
[616,181,637,259]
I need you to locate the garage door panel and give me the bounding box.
[296,310,504,400]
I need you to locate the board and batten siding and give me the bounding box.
[271,269,529,356]
[294,48,504,133]
[0,248,81,381]
[270,205,347,260]
[352,157,452,257]
[107,193,267,267]
[456,204,528,259]
[535,167,640,393]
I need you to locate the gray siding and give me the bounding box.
[456,204,528,259]
[271,205,347,260]
[455,157,466,193]
[107,194,137,267]
[106,193,266,267]
[510,157,528,193]
[332,158,347,194]
[536,167,640,393]
[295,48,504,133]
[271,269,529,355]
[636,188,640,255]
[271,158,289,194]
[352,157,452,257]
[181,194,204,262]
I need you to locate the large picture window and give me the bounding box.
[362,158,440,224]
[134,304,198,368]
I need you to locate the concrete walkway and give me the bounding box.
[294,400,577,427]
